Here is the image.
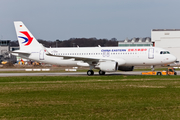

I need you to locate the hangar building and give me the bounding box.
[118,37,152,47]
[151,29,180,63]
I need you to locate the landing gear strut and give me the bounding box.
[87,70,94,76]
[99,70,105,75]
[151,65,155,71]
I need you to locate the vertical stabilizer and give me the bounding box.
[14,21,41,51]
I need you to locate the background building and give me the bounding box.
[0,40,18,63]
[151,29,180,63]
[118,37,152,47]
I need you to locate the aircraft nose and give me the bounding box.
[170,55,177,63]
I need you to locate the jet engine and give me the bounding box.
[118,66,134,71]
[96,61,118,72]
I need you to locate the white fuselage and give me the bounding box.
[19,46,176,67]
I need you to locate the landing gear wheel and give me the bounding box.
[99,70,105,75]
[87,70,94,76]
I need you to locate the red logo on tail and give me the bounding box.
[19,31,33,46]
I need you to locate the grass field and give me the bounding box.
[1,75,180,119]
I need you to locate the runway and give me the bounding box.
[0,71,179,77]
[0,71,142,77]
[0,68,179,76]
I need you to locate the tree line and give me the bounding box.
[10,38,119,47]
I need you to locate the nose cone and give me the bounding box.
[169,55,177,63]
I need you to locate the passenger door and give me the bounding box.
[39,49,44,60]
[148,48,154,59]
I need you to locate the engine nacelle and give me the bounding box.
[96,61,118,72]
[118,66,134,71]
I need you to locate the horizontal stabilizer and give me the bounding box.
[11,50,31,55]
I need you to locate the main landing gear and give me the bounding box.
[87,70,94,76]
[87,70,106,76]
[99,70,105,75]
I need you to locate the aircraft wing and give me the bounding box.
[45,49,126,66]
[46,51,102,62]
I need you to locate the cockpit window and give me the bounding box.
[160,51,170,54]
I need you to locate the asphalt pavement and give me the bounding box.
[0,71,179,77]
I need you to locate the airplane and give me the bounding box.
[12,21,177,76]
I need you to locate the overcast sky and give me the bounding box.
[1,0,180,41]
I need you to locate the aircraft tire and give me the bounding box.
[87,70,94,76]
[99,70,105,75]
